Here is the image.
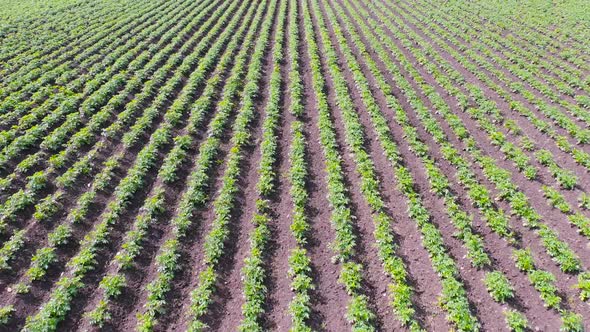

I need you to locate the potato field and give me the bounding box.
[0,0,589,331]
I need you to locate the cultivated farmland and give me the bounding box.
[0,0,589,330]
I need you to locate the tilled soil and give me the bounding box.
[1,0,590,331]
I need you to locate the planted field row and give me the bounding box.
[0,0,588,331]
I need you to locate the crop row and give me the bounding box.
[134,0,263,329]
[0,0,253,328]
[0,0,223,276]
[352,0,586,328]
